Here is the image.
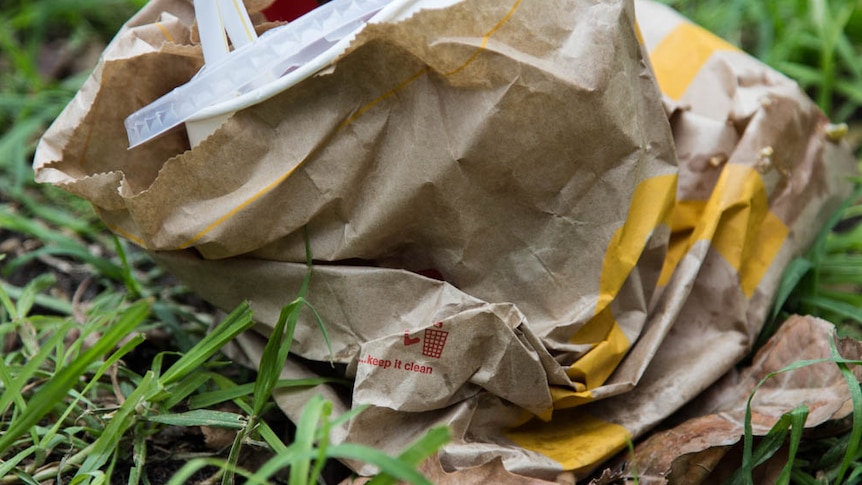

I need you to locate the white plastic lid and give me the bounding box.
[124,0,394,148]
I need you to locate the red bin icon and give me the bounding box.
[422,328,449,358]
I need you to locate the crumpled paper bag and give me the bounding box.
[33,0,856,479]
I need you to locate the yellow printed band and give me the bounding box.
[155,22,175,43]
[648,21,738,100]
[708,165,788,297]
[549,386,593,410]
[656,164,789,297]
[568,312,629,390]
[633,21,645,46]
[596,174,677,311]
[506,411,630,473]
[551,174,675,407]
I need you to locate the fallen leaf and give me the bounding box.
[624,315,862,484]
[201,425,237,450]
[587,467,624,484]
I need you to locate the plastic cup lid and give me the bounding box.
[124,0,396,148]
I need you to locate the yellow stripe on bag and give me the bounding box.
[550,315,629,410]
[105,222,147,247]
[657,164,789,297]
[506,411,630,473]
[708,165,788,297]
[596,174,677,310]
[553,174,675,406]
[649,22,738,100]
[567,308,628,390]
[549,386,592,409]
[633,21,645,46]
[155,23,175,43]
[657,199,707,286]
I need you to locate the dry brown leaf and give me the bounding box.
[626,315,862,484]
[587,468,624,485]
[666,446,733,484]
[201,425,237,450]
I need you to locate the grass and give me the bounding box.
[1,0,862,483]
[0,272,447,484]
[0,1,449,482]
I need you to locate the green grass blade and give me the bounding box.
[290,394,327,485]
[41,333,146,448]
[728,412,791,485]
[129,422,147,485]
[0,277,17,320]
[168,460,224,485]
[0,445,38,478]
[800,295,862,324]
[304,301,334,365]
[327,403,371,431]
[166,459,216,485]
[0,210,126,282]
[14,273,55,318]
[166,458,264,485]
[723,348,862,485]
[10,470,40,485]
[221,418,249,485]
[831,337,862,485]
[252,410,441,485]
[69,470,107,485]
[188,377,346,409]
[328,443,434,485]
[776,406,809,484]
[0,358,29,414]
[0,280,77,317]
[206,373,256,416]
[0,318,74,416]
[14,190,100,236]
[367,426,451,485]
[812,186,862,261]
[76,371,160,476]
[112,235,143,298]
[250,444,300,482]
[308,414,331,485]
[762,256,813,343]
[162,371,212,410]
[256,419,289,455]
[300,226,313,297]
[252,300,300,417]
[159,301,254,386]
[0,300,150,451]
[384,426,450,470]
[145,410,247,429]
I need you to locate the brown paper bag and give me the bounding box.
[33,0,856,480]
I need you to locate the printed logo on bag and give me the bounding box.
[359,322,449,375]
[422,322,448,359]
[403,322,449,358]
[403,331,421,346]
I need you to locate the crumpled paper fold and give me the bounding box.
[34,0,856,479]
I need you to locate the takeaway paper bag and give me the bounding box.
[33,0,856,480]
[493,1,856,477]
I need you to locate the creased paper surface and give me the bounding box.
[34,0,856,480]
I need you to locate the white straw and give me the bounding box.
[217,0,258,49]
[194,0,230,65]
